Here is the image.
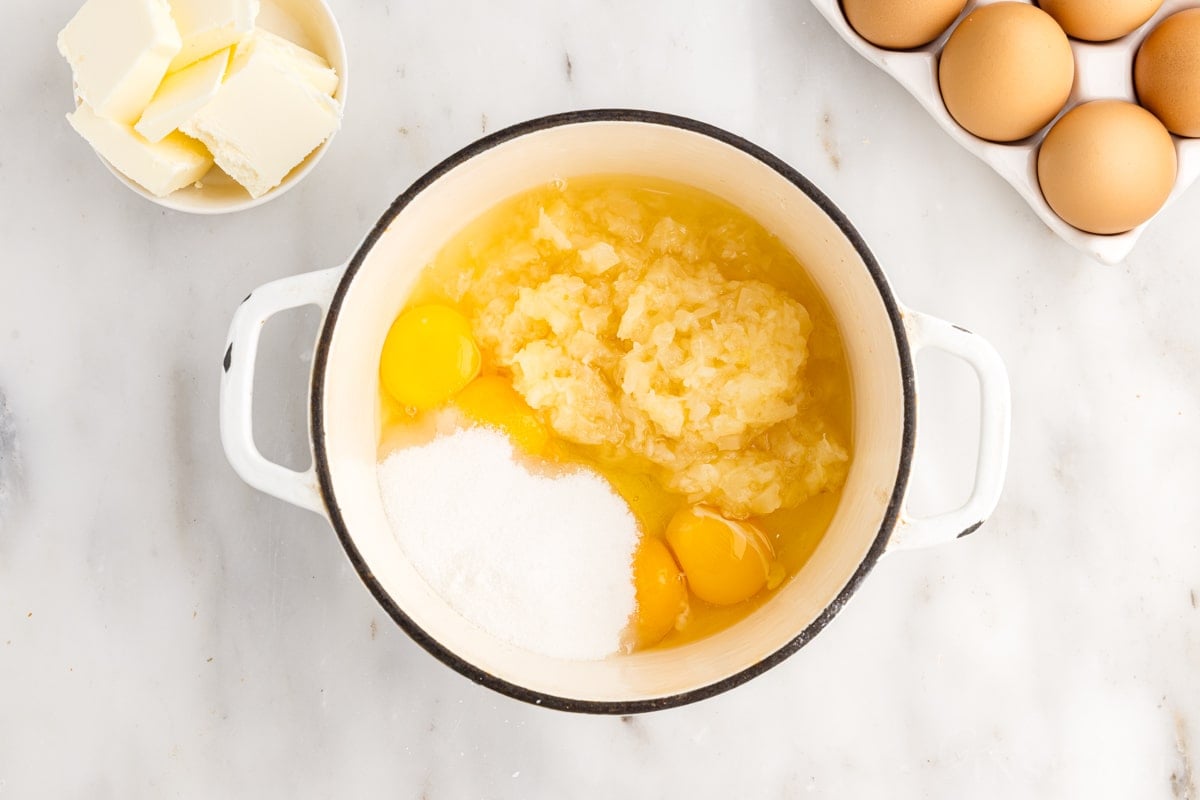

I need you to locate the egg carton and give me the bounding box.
[809,0,1200,264]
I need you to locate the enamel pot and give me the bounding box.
[220,110,1011,714]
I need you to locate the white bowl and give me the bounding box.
[219,112,1012,712]
[85,0,347,214]
[809,0,1200,264]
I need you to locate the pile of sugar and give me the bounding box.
[377,426,640,661]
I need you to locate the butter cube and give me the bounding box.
[68,102,213,197]
[231,29,339,96]
[135,47,230,143]
[57,0,182,124]
[183,52,341,198]
[167,0,259,72]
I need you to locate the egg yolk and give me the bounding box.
[665,505,774,606]
[453,375,551,455]
[380,305,481,411]
[631,536,688,649]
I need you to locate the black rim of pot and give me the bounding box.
[310,109,917,715]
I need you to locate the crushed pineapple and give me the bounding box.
[413,176,850,519]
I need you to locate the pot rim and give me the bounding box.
[309,109,917,714]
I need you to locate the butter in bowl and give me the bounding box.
[57,0,347,213]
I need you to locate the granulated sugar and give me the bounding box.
[377,426,639,661]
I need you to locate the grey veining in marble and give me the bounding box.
[2,0,1199,797]
[0,387,22,527]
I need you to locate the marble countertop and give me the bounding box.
[3,0,1199,796]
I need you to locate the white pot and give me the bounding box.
[220,111,1011,713]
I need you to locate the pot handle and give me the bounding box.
[219,266,344,516]
[887,310,1011,551]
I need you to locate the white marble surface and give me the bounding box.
[3,0,1199,796]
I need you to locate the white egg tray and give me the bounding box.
[809,0,1200,264]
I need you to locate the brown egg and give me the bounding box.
[1037,101,1177,235]
[939,4,1075,142]
[1135,9,1200,137]
[1038,0,1163,42]
[843,0,967,50]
